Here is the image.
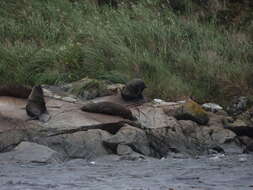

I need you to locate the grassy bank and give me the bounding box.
[0,0,252,103]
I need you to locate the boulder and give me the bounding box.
[41,97,128,134]
[0,84,246,159]
[35,129,112,160]
[131,102,181,129]
[132,103,242,156]
[223,109,253,138]
[165,99,209,125]
[0,88,131,159]
[117,144,134,155]
[104,124,152,156]
[0,142,64,164]
[226,96,250,116]
[245,143,253,153]
[238,136,253,153]
[0,110,36,152]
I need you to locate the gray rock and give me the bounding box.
[0,142,64,164]
[132,103,242,156]
[245,143,253,153]
[173,99,209,125]
[211,128,236,144]
[0,110,36,152]
[35,129,112,160]
[131,103,180,129]
[104,125,152,156]
[226,96,250,116]
[117,144,134,155]
[0,85,246,159]
[239,136,253,153]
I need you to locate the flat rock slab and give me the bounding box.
[131,103,180,129]
[0,96,29,121]
[0,95,126,134]
[44,98,124,131]
[0,94,127,153]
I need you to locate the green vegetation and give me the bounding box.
[0,0,252,103]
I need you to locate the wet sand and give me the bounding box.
[0,154,253,190]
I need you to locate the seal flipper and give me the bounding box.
[38,112,51,122]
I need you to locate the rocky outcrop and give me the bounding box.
[0,112,37,152]
[104,124,152,156]
[131,102,241,156]
[0,82,251,162]
[226,96,251,116]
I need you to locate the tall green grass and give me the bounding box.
[0,0,252,103]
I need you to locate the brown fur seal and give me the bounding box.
[121,79,146,101]
[26,85,49,122]
[81,101,136,120]
[0,85,31,98]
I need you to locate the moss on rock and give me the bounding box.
[174,99,209,125]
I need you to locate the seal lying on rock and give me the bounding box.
[81,101,136,121]
[0,85,31,98]
[26,85,50,122]
[121,78,147,101]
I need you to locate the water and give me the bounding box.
[0,154,253,190]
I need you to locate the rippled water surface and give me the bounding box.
[0,154,253,190]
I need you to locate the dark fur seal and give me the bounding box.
[0,85,31,98]
[121,79,146,101]
[26,85,49,122]
[81,101,136,120]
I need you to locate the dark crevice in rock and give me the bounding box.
[47,120,142,137]
[224,126,253,137]
[47,123,122,137]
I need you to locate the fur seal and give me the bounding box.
[26,85,49,122]
[121,79,146,101]
[0,85,31,98]
[81,101,136,120]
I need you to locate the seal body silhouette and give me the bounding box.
[81,101,136,120]
[26,85,49,122]
[0,85,31,98]
[121,79,146,101]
